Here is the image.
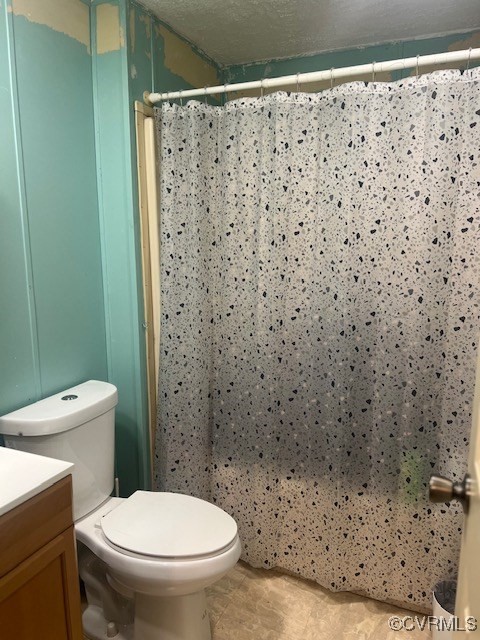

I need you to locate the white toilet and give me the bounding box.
[0,380,241,640]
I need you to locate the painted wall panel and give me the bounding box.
[13,12,107,396]
[0,2,40,413]
[0,1,108,410]
[92,0,150,495]
[128,4,153,103]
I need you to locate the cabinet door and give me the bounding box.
[0,526,83,640]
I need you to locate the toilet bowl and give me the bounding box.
[77,494,241,640]
[0,381,241,640]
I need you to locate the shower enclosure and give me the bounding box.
[137,66,480,612]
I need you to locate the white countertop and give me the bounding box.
[0,446,74,517]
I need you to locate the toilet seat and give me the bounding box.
[76,495,242,599]
[101,491,238,559]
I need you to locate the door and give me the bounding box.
[430,348,480,635]
[454,349,480,634]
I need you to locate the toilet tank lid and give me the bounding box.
[0,380,118,437]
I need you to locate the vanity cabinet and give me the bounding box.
[0,475,83,640]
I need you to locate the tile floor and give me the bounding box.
[206,561,432,640]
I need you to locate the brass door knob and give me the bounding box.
[429,474,471,513]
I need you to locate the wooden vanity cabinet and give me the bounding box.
[0,476,83,640]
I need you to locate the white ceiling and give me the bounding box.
[140,0,480,67]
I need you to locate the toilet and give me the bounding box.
[0,380,241,640]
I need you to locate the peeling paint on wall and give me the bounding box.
[157,24,219,89]
[129,7,136,53]
[140,13,151,40]
[448,31,480,51]
[404,32,480,76]
[96,3,124,54]
[11,0,89,50]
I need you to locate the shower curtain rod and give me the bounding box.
[146,47,480,104]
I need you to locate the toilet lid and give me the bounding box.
[100,491,238,558]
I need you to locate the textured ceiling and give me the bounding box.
[139,0,480,66]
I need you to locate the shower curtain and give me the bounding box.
[154,68,480,611]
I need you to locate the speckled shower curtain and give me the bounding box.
[154,68,480,611]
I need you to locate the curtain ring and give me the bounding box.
[260,78,265,98]
[224,83,228,102]
[296,73,300,92]
[467,47,472,71]
[416,55,419,79]
[330,67,334,90]
[204,87,208,105]
[179,90,183,106]
[372,61,376,83]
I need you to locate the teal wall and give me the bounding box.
[91,0,150,495]
[223,30,480,91]
[0,2,40,412]
[0,2,107,413]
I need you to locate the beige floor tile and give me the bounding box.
[303,598,383,639]
[213,612,299,640]
[302,589,432,640]
[214,585,308,638]
[211,564,313,639]
[209,561,432,640]
[207,563,249,628]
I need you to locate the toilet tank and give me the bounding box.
[0,380,118,521]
